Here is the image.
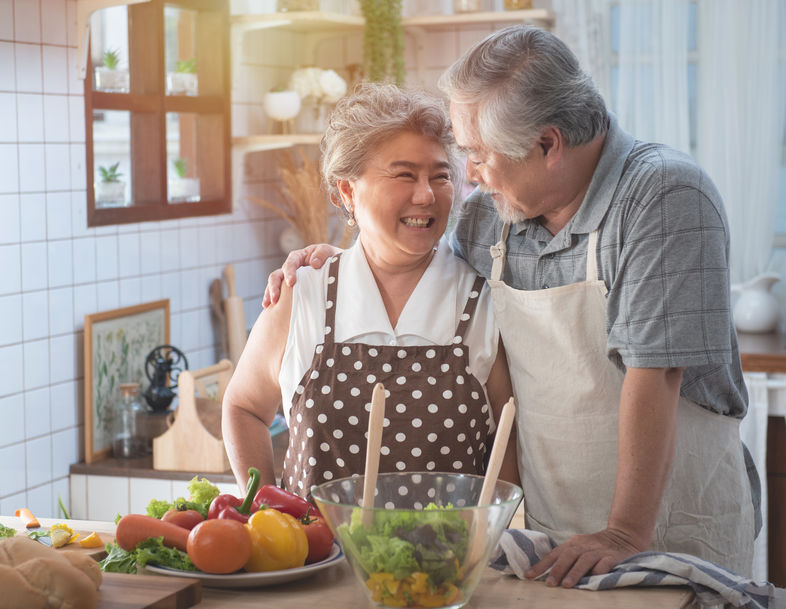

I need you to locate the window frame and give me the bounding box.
[84,0,231,227]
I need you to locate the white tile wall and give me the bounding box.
[0,0,287,518]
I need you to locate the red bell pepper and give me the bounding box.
[251,484,321,519]
[207,466,261,523]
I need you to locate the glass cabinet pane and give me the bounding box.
[93,110,131,207]
[90,7,130,93]
[166,112,225,203]
[165,5,199,96]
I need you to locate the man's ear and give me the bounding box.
[538,127,563,168]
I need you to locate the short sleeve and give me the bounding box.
[605,175,733,368]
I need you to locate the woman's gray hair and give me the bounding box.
[321,82,461,207]
[437,25,608,159]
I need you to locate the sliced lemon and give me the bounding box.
[78,531,103,548]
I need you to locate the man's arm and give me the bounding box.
[525,366,683,587]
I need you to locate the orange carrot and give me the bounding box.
[114,513,190,552]
[14,508,40,529]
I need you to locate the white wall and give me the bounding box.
[0,0,287,518]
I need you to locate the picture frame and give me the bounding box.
[84,299,170,463]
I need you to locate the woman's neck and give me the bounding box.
[360,239,436,328]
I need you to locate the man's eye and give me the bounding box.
[396,172,415,179]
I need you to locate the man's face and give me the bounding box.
[450,101,548,224]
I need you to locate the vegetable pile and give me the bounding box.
[337,504,469,608]
[100,469,334,576]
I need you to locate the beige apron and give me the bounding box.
[488,223,754,576]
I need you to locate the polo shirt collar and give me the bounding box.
[336,237,457,344]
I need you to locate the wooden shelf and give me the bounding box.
[233,133,322,153]
[230,11,363,35]
[403,8,554,29]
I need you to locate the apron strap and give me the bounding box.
[490,223,511,281]
[323,254,342,346]
[453,275,487,342]
[585,229,600,282]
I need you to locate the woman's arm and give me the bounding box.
[485,340,519,485]
[222,282,295,489]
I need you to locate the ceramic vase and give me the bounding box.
[732,272,782,333]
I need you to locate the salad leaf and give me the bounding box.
[145,476,220,519]
[0,524,16,538]
[99,538,197,573]
[338,503,469,587]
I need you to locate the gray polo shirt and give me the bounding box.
[449,114,748,418]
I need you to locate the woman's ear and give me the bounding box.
[337,179,354,213]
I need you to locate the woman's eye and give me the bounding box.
[396,172,415,179]
[431,174,451,182]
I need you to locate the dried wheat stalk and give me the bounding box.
[248,149,355,248]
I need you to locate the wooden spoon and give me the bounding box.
[361,383,386,527]
[467,397,516,565]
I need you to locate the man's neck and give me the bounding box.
[540,132,607,236]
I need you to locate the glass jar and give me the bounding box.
[454,0,482,12]
[504,0,532,9]
[112,383,146,458]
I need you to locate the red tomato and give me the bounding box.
[161,508,204,530]
[300,514,334,564]
[187,518,252,574]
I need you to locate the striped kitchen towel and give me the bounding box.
[489,529,786,609]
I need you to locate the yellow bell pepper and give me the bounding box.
[244,508,308,572]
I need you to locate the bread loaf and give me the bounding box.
[0,536,102,609]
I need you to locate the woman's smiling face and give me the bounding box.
[338,131,454,268]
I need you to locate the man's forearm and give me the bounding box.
[607,367,683,548]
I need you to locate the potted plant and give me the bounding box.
[360,0,404,84]
[94,48,130,93]
[264,86,302,134]
[95,162,127,207]
[168,158,200,203]
[166,58,198,96]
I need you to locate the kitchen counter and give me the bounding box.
[0,516,695,609]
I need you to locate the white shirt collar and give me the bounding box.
[335,238,459,345]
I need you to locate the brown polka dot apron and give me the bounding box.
[282,254,494,498]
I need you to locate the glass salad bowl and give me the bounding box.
[311,472,523,609]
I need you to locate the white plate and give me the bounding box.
[144,542,344,588]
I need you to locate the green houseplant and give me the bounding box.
[167,57,199,96]
[94,48,129,93]
[95,162,127,207]
[168,158,200,203]
[360,0,405,84]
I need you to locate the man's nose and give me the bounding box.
[465,157,480,184]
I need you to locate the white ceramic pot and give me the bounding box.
[168,177,201,203]
[95,181,127,207]
[732,272,782,333]
[166,72,198,96]
[94,67,129,93]
[264,90,302,122]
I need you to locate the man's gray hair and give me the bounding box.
[321,82,461,207]
[438,25,608,159]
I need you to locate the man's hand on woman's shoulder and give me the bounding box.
[263,243,341,307]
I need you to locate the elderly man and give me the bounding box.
[263,25,759,586]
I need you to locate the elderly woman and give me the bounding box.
[222,83,517,497]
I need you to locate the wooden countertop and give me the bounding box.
[0,516,694,609]
[738,331,786,373]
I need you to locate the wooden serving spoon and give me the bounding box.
[361,383,386,527]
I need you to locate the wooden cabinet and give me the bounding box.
[738,332,786,586]
[83,0,231,226]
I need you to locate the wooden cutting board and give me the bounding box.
[14,527,114,560]
[97,572,201,609]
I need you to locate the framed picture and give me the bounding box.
[84,299,170,463]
